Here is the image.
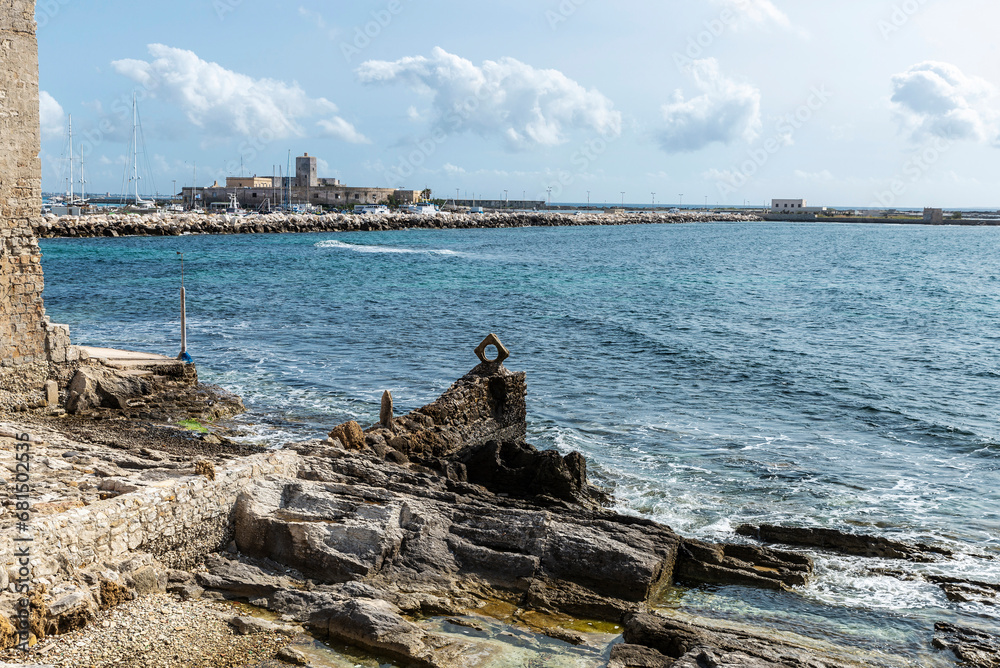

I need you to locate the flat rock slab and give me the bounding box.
[77,347,184,370]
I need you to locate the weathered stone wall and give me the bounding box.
[1,450,299,584]
[0,0,68,370]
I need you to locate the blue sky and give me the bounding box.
[36,0,1000,207]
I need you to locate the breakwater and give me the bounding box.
[33,210,761,238]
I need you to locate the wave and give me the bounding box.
[315,239,463,256]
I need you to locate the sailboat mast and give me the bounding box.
[68,114,74,202]
[132,92,140,205]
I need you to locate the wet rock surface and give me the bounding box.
[933,622,1000,668]
[735,523,953,562]
[1,357,972,667]
[622,612,870,668]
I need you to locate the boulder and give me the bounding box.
[308,598,435,667]
[329,420,365,450]
[65,366,153,414]
[44,588,97,636]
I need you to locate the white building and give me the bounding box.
[771,199,828,215]
[772,199,807,212]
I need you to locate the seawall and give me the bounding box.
[34,210,762,238]
[1,447,299,586]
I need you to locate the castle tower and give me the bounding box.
[0,0,70,368]
[295,153,318,188]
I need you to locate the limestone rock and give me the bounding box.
[275,645,310,665]
[675,539,812,590]
[736,524,951,562]
[623,612,863,668]
[934,622,1000,668]
[65,366,153,414]
[329,420,365,450]
[380,390,394,428]
[364,363,527,459]
[227,615,297,635]
[44,588,96,636]
[195,555,293,600]
[457,439,608,509]
[608,644,674,668]
[309,598,435,667]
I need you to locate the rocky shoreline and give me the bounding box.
[1,343,998,667]
[33,210,761,239]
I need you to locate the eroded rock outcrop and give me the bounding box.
[735,524,952,562]
[933,622,1000,668]
[622,612,870,668]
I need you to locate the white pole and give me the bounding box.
[180,286,187,356]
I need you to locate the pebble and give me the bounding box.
[0,594,293,668]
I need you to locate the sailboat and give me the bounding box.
[121,92,158,212]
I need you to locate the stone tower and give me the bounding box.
[295,153,318,188]
[0,0,69,371]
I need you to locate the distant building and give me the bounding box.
[923,208,944,224]
[226,176,274,189]
[771,199,827,215]
[183,153,422,211]
[772,199,806,212]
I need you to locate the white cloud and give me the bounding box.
[39,90,66,140]
[356,47,621,150]
[710,0,792,30]
[794,169,834,182]
[658,58,761,153]
[111,44,368,144]
[890,61,999,144]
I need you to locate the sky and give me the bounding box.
[35,0,1000,208]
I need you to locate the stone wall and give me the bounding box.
[1,450,300,584]
[0,0,68,370]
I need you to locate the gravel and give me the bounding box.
[0,594,294,667]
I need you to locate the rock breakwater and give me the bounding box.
[34,210,761,239]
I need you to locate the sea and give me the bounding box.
[38,221,999,666]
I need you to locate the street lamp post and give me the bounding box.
[547,187,552,206]
[587,190,590,207]
[652,192,656,207]
[504,189,508,209]
[621,191,625,207]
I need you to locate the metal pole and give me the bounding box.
[177,252,189,362]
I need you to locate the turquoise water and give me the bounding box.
[39,222,999,664]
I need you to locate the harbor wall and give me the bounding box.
[1,449,300,585]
